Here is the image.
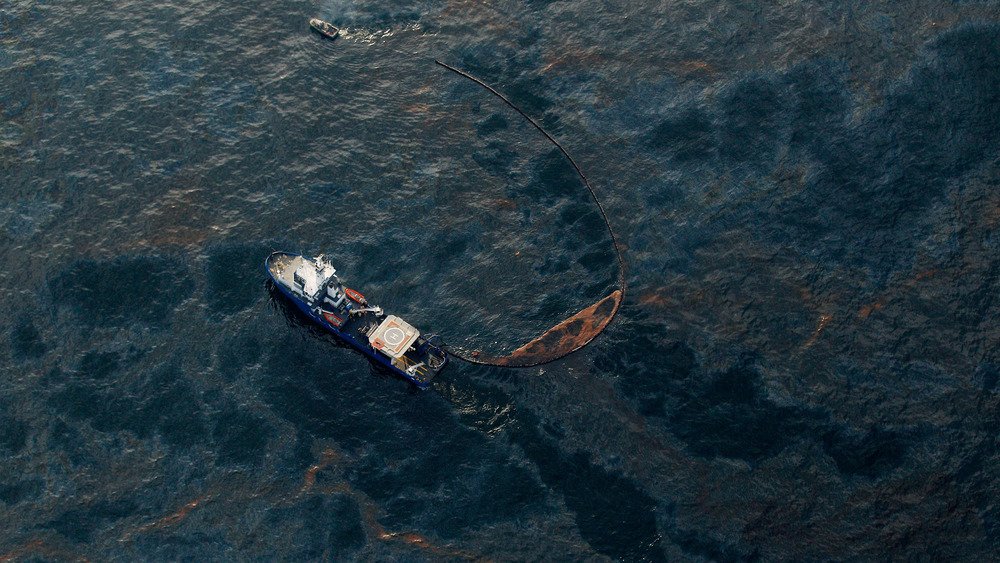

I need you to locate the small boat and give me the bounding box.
[309,18,339,40]
[266,252,448,387]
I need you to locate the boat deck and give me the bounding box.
[268,254,304,293]
[267,252,446,385]
[338,311,441,384]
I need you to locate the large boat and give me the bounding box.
[265,252,448,387]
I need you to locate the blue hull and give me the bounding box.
[265,252,447,388]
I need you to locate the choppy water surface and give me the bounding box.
[3,0,1000,559]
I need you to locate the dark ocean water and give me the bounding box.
[3,0,1000,559]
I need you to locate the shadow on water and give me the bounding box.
[438,377,666,561]
[257,346,541,556]
[505,394,665,561]
[49,256,194,329]
[204,242,273,319]
[592,307,916,470]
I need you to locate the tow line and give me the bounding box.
[436,61,627,368]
